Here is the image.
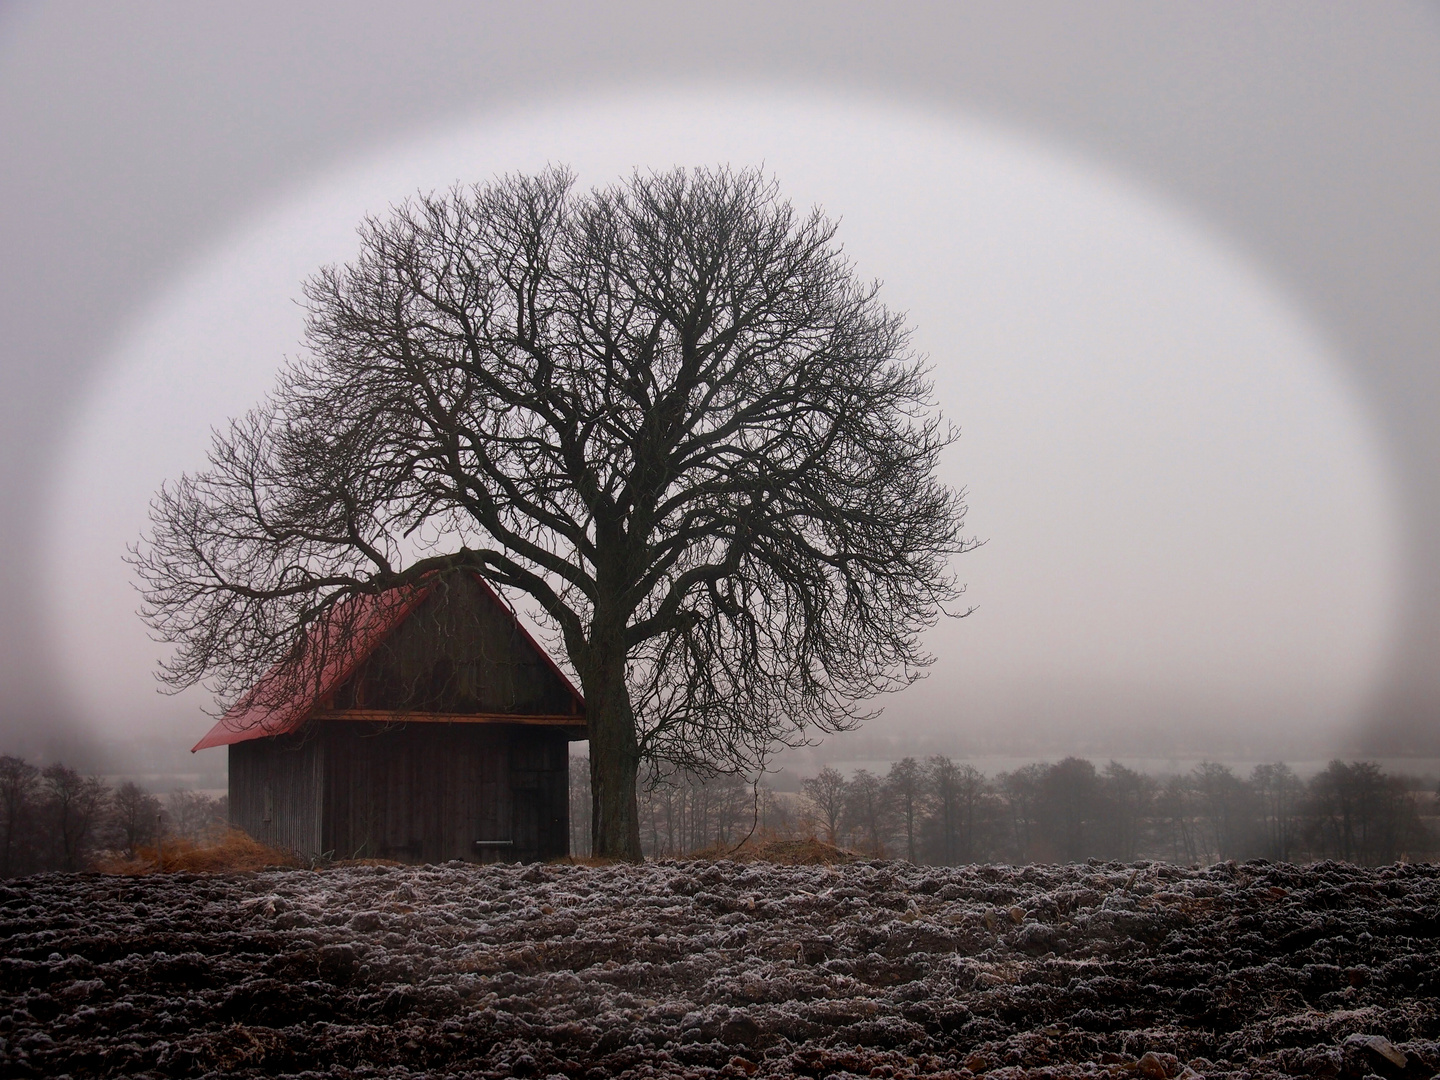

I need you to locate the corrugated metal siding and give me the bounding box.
[229,736,323,857]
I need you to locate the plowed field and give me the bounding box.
[3,859,1439,1078]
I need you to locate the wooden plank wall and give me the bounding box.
[319,721,569,864]
[330,573,578,716]
[229,735,324,856]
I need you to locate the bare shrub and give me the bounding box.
[163,788,228,844]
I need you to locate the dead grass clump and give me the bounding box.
[691,835,860,865]
[94,829,301,874]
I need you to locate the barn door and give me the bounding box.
[465,730,509,863]
[511,787,540,862]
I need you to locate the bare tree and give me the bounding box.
[756,783,799,839]
[41,765,109,871]
[133,166,972,859]
[0,755,39,877]
[843,768,889,855]
[1034,757,1100,863]
[165,789,227,843]
[1191,762,1250,862]
[109,781,162,856]
[1306,760,1427,864]
[884,757,925,862]
[802,766,848,845]
[1155,773,1197,864]
[638,763,754,856]
[998,763,1047,863]
[923,756,988,865]
[1097,761,1155,861]
[1250,762,1302,863]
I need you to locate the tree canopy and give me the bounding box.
[134,166,974,859]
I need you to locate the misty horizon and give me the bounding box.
[3,7,1439,780]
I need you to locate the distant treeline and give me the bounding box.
[0,755,227,878]
[571,755,1437,866]
[6,751,1431,874]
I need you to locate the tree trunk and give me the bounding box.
[582,635,644,861]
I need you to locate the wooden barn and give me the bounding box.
[192,572,585,864]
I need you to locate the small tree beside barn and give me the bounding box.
[193,572,584,863]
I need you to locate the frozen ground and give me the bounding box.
[2,859,1439,1079]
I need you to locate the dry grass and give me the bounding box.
[552,834,861,867]
[90,832,856,874]
[687,835,861,865]
[94,829,302,875]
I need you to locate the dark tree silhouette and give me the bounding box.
[802,766,849,846]
[133,166,972,859]
[999,762,1047,862]
[1250,762,1302,862]
[884,756,925,862]
[1097,761,1155,861]
[1306,759,1426,864]
[41,765,108,871]
[922,755,988,865]
[1035,757,1100,862]
[843,768,889,856]
[1191,762,1249,861]
[109,781,161,857]
[1157,772,1198,864]
[0,755,39,878]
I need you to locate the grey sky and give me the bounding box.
[3,3,1439,768]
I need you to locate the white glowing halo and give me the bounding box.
[41,88,1401,750]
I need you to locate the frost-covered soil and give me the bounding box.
[3,860,1440,1079]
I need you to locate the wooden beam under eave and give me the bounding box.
[312,709,587,731]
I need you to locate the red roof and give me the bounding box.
[192,574,584,751]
